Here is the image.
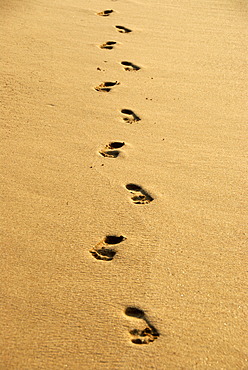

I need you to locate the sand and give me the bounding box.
[0,0,247,368]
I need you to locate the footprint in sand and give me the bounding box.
[121,109,140,124]
[121,61,141,71]
[94,81,120,92]
[115,25,132,33]
[97,9,114,16]
[100,41,117,50]
[90,235,126,261]
[125,184,153,205]
[125,307,159,344]
[99,141,125,158]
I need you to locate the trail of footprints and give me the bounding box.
[91,9,158,345]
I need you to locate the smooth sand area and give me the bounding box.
[1,0,247,368]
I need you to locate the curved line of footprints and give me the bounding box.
[91,9,159,345]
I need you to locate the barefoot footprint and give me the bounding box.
[115,25,132,33]
[125,184,153,204]
[100,41,117,50]
[97,9,114,16]
[121,61,141,71]
[90,235,126,261]
[125,307,159,344]
[94,81,120,92]
[99,141,125,158]
[121,109,140,124]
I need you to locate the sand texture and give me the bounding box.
[0,0,247,368]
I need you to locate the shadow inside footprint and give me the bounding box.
[115,25,132,33]
[100,41,117,50]
[97,9,113,16]
[90,235,126,261]
[99,150,119,158]
[107,142,125,150]
[90,248,116,261]
[130,327,159,344]
[104,235,125,244]
[125,307,145,319]
[121,61,140,71]
[121,109,140,124]
[99,141,125,158]
[94,81,120,92]
[125,306,160,344]
[125,183,153,204]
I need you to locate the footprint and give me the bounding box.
[121,61,140,71]
[115,25,132,33]
[121,109,140,124]
[94,81,120,92]
[90,235,126,261]
[99,141,125,158]
[125,183,153,205]
[100,41,117,50]
[125,307,159,344]
[97,9,114,16]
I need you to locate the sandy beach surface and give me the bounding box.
[1,0,247,368]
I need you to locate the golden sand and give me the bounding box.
[1,0,247,368]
